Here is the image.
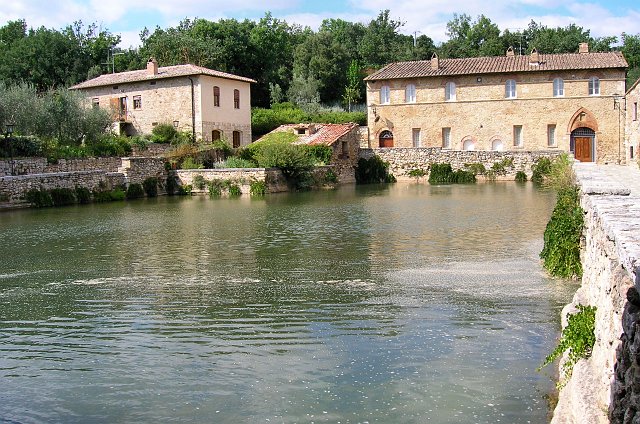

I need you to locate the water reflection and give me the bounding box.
[0,182,575,423]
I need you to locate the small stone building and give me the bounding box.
[258,123,360,182]
[625,78,640,164]
[70,58,256,147]
[364,44,628,164]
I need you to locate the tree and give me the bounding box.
[342,60,362,111]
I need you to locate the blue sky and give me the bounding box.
[1,0,638,48]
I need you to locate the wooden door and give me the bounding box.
[574,137,592,162]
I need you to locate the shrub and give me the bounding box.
[464,163,486,176]
[49,188,76,206]
[192,175,207,190]
[428,163,455,184]
[515,171,527,182]
[324,169,339,184]
[306,144,333,165]
[89,135,132,157]
[540,304,596,387]
[355,156,395,184]
[92,190,113,203]
[531,157,553,184]
[180,184,192,195]
[0,135,44,158]
[110,188,126,201]
[151,123,179,144]
[408,168,427,181]
[228,184,241,196]
[208,181,222,197]
[250,180,267,196]
[180,156,203,169]
[253,142,315,188]
[453,169,476,183]
[143,177,158,197]
[491,158,514,175]
[130,136,150,151]
[25,188,53,207]
[126,183,145,199]
[75,186,91,204]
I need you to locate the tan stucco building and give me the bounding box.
[71,58,256,147]
[365,44,628,164]
[625,78,640,164]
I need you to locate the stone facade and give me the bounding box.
[175,168,289,194]
[625,79,640,165]
[361,148,563,180]
[0,157,121,177]
[551,164,640,423]
[365,49,627,164]
[70,60,254,146]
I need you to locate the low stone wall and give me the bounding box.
[360,148,564,180]
[131,143,171,157]
[175,168,289,194]
[119,157,167,185]
[551,164,640,423]
[0,157,122,177]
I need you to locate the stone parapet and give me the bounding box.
[175,168,289,194]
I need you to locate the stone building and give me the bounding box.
[257,123,361,182]
[364,44,628,164]
[625,78,640,164]
[70,58,256,147]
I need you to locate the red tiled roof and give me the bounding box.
[259,123,359,146]
[70,64,256,89]
[364,51,627,81]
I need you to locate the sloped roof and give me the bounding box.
[70,64,256,89]
[259,123,359,146]
[364,51,627,81]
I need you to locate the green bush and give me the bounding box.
[491,158,514,175]
[192,175,207,190]
[453,169,476,183]
[49,188,76,206]
[180,156,203,169]
[408,168,427,181]
[228,184,242,196]
[306,145,333,165]
[0,135,44,158]
[515,171,528,182]
[464,163,486,176]
[110,188,126,201]
[531,157,553,184]
[143,178,158,197]
[75,186,91,204]
[126,183,145,199]
[253,142,315,189]
[250,180,266,196]
[355,156,395,184]
[25,188,53,207]
[540,304,596,386]
[428,163,476,184]
[151,123,179,144]
[208,181,222,197]
[88,135,132,157]
[324,169,339,184]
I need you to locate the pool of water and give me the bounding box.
[0,182,577,423]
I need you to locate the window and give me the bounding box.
[92,98,99,109]
[233,89,240,109]
[445,82,456,101]
[442,127,451,148]
[405,84,416,103]
[412,128,421,147]
[548,124,556,147]
[588,77,600,95]
[462,139,474,151]
[553,78,564,97]
[212,130,221,141]
[513,125,523,147]
[634,102,638,121]
[505,79,516,98]
[150,81,156,86]
[133,95,142,110]
[631,146,635,159]
[491,140,504,151]
[214,86,220,107]
[380,85,390,104]
[232,131,241,148]
[341,140,349,157]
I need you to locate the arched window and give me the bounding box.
[212,130,221,141]
[232,131,241,148]
[213,86,220,106]
[589,77,600,95]
[491,140,504,151]
[233,89,240,108]
[380,85,390,104]
[463,139,474,151]
[553,78,564,97]
[405,84,416,103]
[445,82,456,101]
[505,79,516,98]
[379,130,394,148]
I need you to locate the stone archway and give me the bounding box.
[379,130,394,148]
[568,108,598,133]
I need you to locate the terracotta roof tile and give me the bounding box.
[70,64,256,89]
[258,123,359,146]
[364,51,627,81]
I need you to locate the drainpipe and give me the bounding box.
[188,77,196,142]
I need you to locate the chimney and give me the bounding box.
[506,46,515,57]
[529,48,539,65]
[147,57,158,75]
[431,53,439,70]
[579,43,589,54]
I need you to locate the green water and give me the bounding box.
[0,183,576,423]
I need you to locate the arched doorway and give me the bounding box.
[379,130,394,148]
[571,127,595,162]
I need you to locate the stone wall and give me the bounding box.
[0,157,122,177]
[175,168,289,194]
[361,148,563,180]
[118,157,167,184]
[131,143,171,157]
[551,164,640,423]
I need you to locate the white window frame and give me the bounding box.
[412,128,421,147]
[505,79,517,99]
[553,78,564,97]
[589,77,600,96]
[547,124,556,147]
[442,127,451,148]
[513,125,523,147]
[445,82,456,101]
[405,84,416,103]
[380,85,390,104]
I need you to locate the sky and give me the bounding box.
[1,0,639,49]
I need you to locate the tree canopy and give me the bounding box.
[0,11,638,106]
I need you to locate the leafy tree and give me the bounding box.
[343,60,362,111]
